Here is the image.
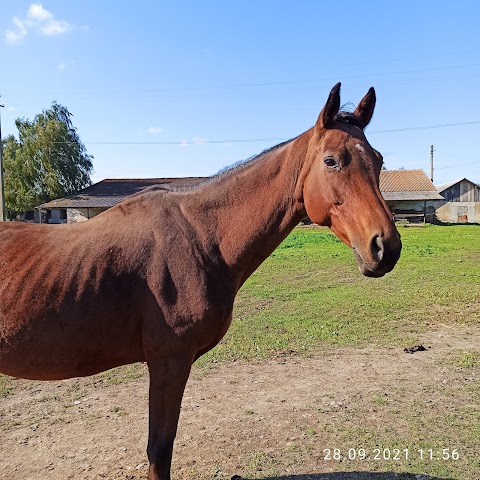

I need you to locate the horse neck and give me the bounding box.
[190,131,312,287]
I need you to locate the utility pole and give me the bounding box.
[0,99,5,222]
[430,144,434,183]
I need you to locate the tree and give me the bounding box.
[2,102,93,218]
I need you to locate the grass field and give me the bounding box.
[199,224,480,364]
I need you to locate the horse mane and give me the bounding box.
[137,137,298,195]
[210,136,298,181]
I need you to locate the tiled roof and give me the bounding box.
[39,195,129,209]
[380,169,435,192]
[78,178,204,196]
[381,191,444,201]
[379,170,444,201]
[38,177,205,209]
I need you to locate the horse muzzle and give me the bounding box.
[352,232,402,278]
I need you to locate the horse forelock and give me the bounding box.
[334,110,364,130]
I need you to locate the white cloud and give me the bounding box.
[179,136,208,147]
[42,19,71,36]
[4,3,75,45]
[27,4,53,22]
[13,17,28,35]
[4,17,28,44]
[147,127,164,135]
[57,60,75,71]
[5,29,24,45]
[192,136,207,145]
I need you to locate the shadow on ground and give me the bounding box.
[238,473,450,480]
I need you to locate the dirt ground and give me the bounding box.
[1,325,479,480]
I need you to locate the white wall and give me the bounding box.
[67,208,106,223]
[435,201,480,224]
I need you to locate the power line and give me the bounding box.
[368,120,480,134]
[140,62,480,93]
[66,119,479,145]
[80,137,287,145]
[436,159,480,170]
[3,62,480,103]
[16,62,480,98]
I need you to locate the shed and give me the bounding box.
[379,170,444,223]
[435,178,480,224]
[37,178,204,223]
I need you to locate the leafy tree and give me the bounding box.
[2,102,93,218]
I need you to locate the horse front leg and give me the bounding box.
[146,353,193,480]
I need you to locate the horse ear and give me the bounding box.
[354,87,376,128]
[316,82,341,129]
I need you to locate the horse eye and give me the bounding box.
[324,157,337,168]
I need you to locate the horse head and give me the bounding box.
[302,83,401,277]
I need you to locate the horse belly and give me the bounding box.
[0,298,145,380]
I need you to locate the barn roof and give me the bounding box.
[436,178,480,193]
[38,178,205,209]
[379,170,444,201]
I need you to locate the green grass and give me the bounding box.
[0,375,13,397]
[442,350,480,369]
[92,362,146,387]
[198,224,480,364]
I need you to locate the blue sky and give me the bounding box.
[1,1,480,186]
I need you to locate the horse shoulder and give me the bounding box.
[139,200,236,354]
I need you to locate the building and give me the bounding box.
[37,178,204,223]
[379,169,444,223]
[435,178,480,224]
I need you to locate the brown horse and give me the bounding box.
[0,83,401,479]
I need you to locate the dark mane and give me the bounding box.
[211,136,298,180]
[138,137,298,195]
[334,111,364,129]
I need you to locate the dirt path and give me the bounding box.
[1,325,479,480]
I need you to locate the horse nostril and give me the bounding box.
[370,235,385,262]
